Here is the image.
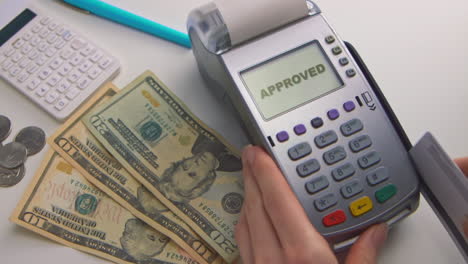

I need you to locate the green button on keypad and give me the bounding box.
[375,184,397,203]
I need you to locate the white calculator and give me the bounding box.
[0,0,120,121]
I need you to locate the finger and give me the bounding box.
[243,146,331,251]
[235,206,254,264]
[454,157,468,177]
[345,223,388,264]
[241,147,283,263]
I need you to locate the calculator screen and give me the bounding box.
[0,9,36,47]
[240,41,343,120]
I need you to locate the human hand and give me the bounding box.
[454,157,468,239]
[235,145,388,264]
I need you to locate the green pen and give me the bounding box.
[62,0,191,48]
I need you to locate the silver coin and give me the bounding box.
[0,164,25,187]
[0,142,27,169]
[0,115,11,142]
[14,126,46,156]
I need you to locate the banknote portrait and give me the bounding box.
[159,135,242,203]
[120,219,170,261]
[137,186,170,214]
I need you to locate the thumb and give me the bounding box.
[345,223,388,264]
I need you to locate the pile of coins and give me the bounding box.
[0,115,46,187]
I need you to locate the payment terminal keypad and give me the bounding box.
[280,100,397,228]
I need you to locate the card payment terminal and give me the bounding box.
[187,1,422,251]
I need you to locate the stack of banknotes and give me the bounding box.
[10,71,245,264]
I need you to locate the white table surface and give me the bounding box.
[0,0,467,263]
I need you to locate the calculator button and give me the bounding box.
[332,46,342,55]
[327,109,339,120]
[19,58,31,68]
[311,117,323,128]
[325,35,335,44]
[81,45,96,56]
[331,163,355,181]
[77,76,91,90]
[314,193,337,211]
[358,151,381,169]
[314,130,338,149]
[340,180,363,199]
[27,78,41,90]
[35,84,50,97]
[343,101,355,112]
[323,210,346,227]
[340,118,363,136]
[346,69,356,77]
[323,146,346,165]
[55,98,69,111]
[349,135,372,153]
[32,24,42,33]
[70,54,84,66]
[88,65,102,79]
[98,56,113,69]
[293,124,306,135]
[49,58,64,70]
[366,167,388,186]
[11,53,23,62]
[90,50,103,62]
[375,184,397,203]
[47,34,58,44]
[296,159,320,177]
[4,47,15,57]
[13,38,26,49]
[68,69,82,83]
[47,74,62,87]
[40,16,51,25]
[2,60,14,71]
[62,30,75,41]
[78,60,93,73]
[66,87,80,99]
[37,41,48,52]
[21,44,33,54]
[27,49,39,60]
[58,63,73,76]
[55,39,66,49]
[71,38,87,50]
[38,68,53,80]
[35,55,47,66]
[349,196,373,217]
[45,47,57,57]
[0,55,5,64]
[45,91,59,104]
[305,175,329,194]
[39,28,50,39]
[276,131,289,143]
[30,36,41,46]
[60,49,75,59]
[57,79,71,93]
[339,57,349,66]
[9,66,22,76]
[17,72,29,83]
[288,142,311,160]
[48,21,59,31]
[55,25,66,36]
[26,63,39,74]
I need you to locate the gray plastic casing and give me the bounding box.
[187,1,420,251]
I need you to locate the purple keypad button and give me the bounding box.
[294,124,306,135]
[276,131,289,142]
[327,109,340,120]
[343,101,356,112]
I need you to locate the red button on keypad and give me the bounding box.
[322,210,346,227]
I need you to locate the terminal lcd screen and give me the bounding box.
[240,41,343,120]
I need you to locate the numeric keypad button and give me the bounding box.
[305,175,329,194]
[366,167,389,186]
[340,119,363,136]
[340,181,363,199]
[296,159,320,177]
[323,146,346,165]
[315,130,338,149]
[349,135,372,153]
[288,142,312,161]
[331,163,355,181]
[358,151,381,169]
[314,193,337,211]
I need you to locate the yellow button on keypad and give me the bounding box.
[349,196,373,217]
